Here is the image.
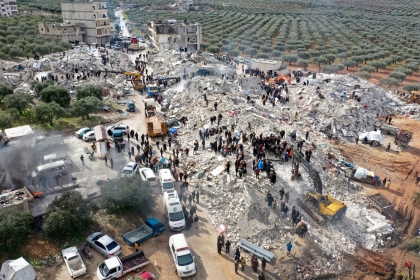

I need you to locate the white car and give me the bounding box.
[140,168,157,182]
[122,162,139,177]
[82,131,96,141]
[107,124,129,134]
[87,232,122,258]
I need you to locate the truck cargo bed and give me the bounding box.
[121,250,150,273]
[368,193,395,218]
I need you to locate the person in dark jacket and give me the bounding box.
[225,239,231,254]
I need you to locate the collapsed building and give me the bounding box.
[145,50,417,276]
[0,43,417,277]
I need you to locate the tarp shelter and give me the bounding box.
[0,257,36,280]
[4,125,36,148]
[94,125,107,141]
[358,130,383,144]
[354,167,374,179]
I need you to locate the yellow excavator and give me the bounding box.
[104,69,145,91]
[292,151,347,225]
[407,91,420,104]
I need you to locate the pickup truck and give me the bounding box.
[123,217,165,246]
[62,246,87,278]
[97,250,150,280]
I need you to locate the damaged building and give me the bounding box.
[149,19,202,52]
[39,1,115,44]
[0,0,18,16]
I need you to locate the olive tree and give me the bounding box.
[4,94,34,114]
[358,71,371,80]
[0,83,13,102]
[100,176,155,217]
[43,191,92,240]
[0,209,32,253]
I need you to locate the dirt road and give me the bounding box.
[337,115,420,274]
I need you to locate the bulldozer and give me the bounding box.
[103,69,145,91]
[407,91,420,104]
[292,151,347,225]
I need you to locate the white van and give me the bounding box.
[43,153,73,165]
[163,190,185,231]
[33,160,67,178]
[169,233,196,277]
[159,168,175,193]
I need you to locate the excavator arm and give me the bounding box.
[292,151,323,194]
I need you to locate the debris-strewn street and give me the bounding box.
[1,9,420,280]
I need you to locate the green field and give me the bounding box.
[123,0,420,86]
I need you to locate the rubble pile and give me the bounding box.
[158,67,418,276]
[0,47,136,96]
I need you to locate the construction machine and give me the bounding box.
[292,151,347,224]
[407,91,420,104]
[104,69,145,90]
[143,98,167,137]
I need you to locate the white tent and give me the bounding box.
[0,257,36,280]
[358,130,383,144]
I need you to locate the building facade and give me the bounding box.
[1,0,18,16]
[149,20,202,52]
[175,0,197,11]
[61,2,111,44]
[38,21,85,43]
[38,2,113,44]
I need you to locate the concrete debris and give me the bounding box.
[147,51,420,276]
[1,46,418,277]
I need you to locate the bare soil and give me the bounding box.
[334,115,420,276]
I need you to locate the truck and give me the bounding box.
[62,246,87,278]
[128,37,140,51]
[394,129,413,147]
[146,82,159,97]
[97,250,150,280]
[123,217,165,246]
[367,193,395,219]
[348,166,381,186]
[143,99,167,137]
[144,98,157,118]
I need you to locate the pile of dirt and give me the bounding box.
[344,249,396,280]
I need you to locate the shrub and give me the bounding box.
[43,191,92,240]
[0,209,32,253]
[100,176,155,217]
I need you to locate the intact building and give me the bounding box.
[1,0,18,16]
[175,0,197,11]
[61,2,111,44]
[38,2,112,44]
[149,20,202,52]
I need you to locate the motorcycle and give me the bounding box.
[80,243,92,259]
[88,151,94,160]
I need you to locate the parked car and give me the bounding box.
[127,101,136,112]
[129,271,156,280]
[82,131,96,141]
[107,124,129,134]
[139,46,146,51]
[122,162,139,177]
[75,127,92,138]
[140,168,157,182]
[87,232,122,258]
[62,246,87,278]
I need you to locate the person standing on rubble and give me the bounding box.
[286,242,293,256]
[386,143,391,152]
[214,101,218,110]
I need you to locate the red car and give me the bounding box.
[135,271,155,280]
